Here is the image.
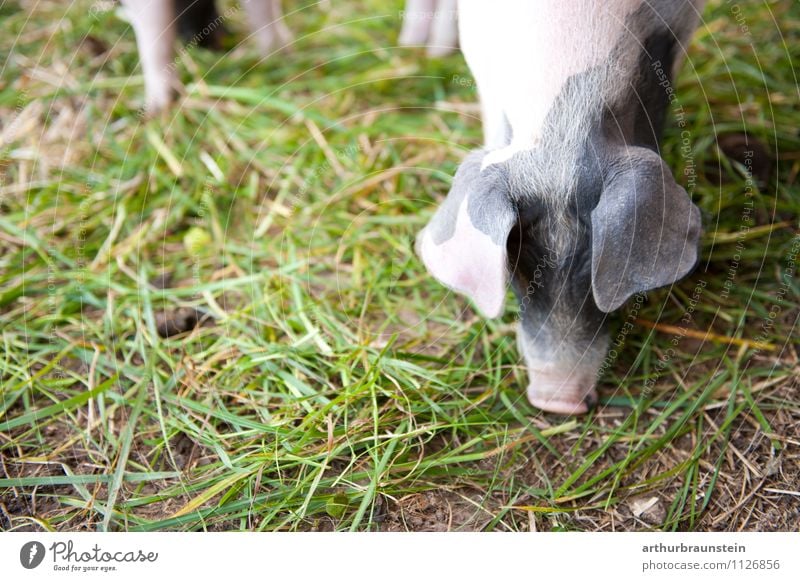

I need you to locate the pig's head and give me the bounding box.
[417,146,701,414]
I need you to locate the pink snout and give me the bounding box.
[526,370,599,415]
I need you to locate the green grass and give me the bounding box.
[1,0,798,532]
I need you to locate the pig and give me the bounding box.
[121,0,292,113]
[417,0,705,414]
[123,0,458,113]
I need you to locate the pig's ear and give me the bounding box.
[591,147,702,313]
[416,151,517,318]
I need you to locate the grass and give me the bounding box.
[0,0,798,532]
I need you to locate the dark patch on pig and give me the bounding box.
[505,143,607,361]
[465,161,516,246]
[603,4,698,150]
[425,150,515,247]
[629,30,679,151]
[603,1,702,150]
[507,192,606,359]
[175,0,225,50]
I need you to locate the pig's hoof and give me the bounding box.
[527,388,597,416]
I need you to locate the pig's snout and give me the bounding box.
[517,326,608,416]
[525,369,598,415]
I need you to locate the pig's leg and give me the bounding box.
[399,0,435,47]
[121,0,177,113]
[242,0,293,55]
[426,0,458,57]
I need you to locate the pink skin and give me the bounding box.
[526,370,599,415]
[518,328,605,415]
[417,197,508,319]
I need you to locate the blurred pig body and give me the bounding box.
[122,0,458,113]
[398,0,459,57]
[418,1,705,414]
[121,0,293,112]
